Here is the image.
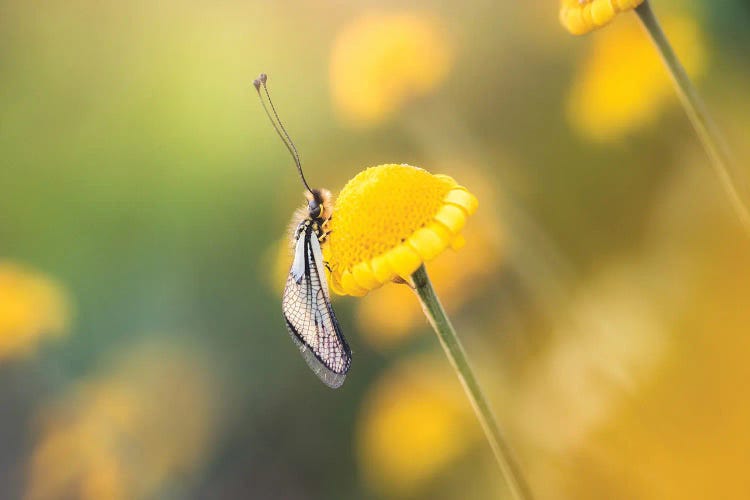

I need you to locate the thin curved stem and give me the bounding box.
[635,0,750,233]
[411,264,533,500]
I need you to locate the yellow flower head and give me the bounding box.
[560,0,645,35]
[330,12,454,127]
[355,166,503,349]
[566,14,706,141]
[0,262,70,360]
[323,164,478,297]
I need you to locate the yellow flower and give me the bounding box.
[566,14,706,142]
[355,169,503,348]
[0,262,70,361]
[356,355,480,496]
[324,164,478,297]
[330,12,454,127]
[560,0,645,35]
[26,340,219,500]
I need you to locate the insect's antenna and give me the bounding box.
[253,73,313,194]
[253,75,296,167]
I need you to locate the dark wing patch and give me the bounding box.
[282,229,351,388]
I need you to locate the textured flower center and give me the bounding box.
[327,165,454,273]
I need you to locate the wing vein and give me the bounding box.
[282,222,352,388]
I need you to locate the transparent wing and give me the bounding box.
[283,228,352,388]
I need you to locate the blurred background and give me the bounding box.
[1,0,750,498]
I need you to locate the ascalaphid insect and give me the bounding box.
[253,73,352,389]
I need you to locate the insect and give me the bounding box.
[253,73,352,388]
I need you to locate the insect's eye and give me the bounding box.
[309,200,321,218]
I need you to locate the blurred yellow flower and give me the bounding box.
[324,164,477,297]
[567,14,706,142]
[330,12,454,127]
[26,341,219,500]
[356,185,502,349]
[264,236,294,296]
[0,262,70,361]
[549,162,750,499]
[514,260,668,461]
[489,260,672,499]
[356,355,480,496]
[560,0,644,35]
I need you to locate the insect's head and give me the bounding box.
[306,188,332,221]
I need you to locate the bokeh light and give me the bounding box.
[330,11,454,127]
[0,262,70,361]
[25,341,220,500]
[356,354,480,497]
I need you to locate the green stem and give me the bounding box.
[635,0,750,233]
[411,264,532,500]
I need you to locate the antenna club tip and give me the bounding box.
[252,73,268,90]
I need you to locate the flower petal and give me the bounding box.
[408,227,446,261]
[352,261,381,290]
[370,253,395,284]
[330,275,349,296]
[560,0,646,35]
[385,244,423,281]
[434,204,467,234]
[591,1,615,25]
[444,189,478,215]
[341,269,370,297]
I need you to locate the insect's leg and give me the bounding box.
[296,220,308,239]
[324,261,332,273]
[321,214,333,233]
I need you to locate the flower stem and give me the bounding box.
[635,0,750,233]
[411,264,532,500]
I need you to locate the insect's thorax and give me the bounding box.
[295,216,329,244]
